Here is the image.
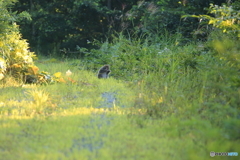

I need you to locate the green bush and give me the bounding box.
[0,0,37,84]
[0,23,36,80]
[0,1,60,85]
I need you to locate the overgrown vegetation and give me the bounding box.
[1,0,240,160]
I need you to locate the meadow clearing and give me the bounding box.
[1,41,239,160]
[1,0,239,159]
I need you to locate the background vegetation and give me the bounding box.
[0,0,240,159]
[13,0,228,56]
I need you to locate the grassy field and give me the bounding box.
[1,34,240,160]
[0,58,239,160]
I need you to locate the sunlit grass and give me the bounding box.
[1,40,239,160]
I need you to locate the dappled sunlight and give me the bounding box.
[0,63,138,120]
[56,106,138,117]
[0,103,146,120]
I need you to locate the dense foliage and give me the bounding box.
[13,0,228,56]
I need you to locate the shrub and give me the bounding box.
[0,1,59,85]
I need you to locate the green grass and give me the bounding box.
[0,34,240,160]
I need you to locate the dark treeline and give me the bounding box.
[13,0,228,56]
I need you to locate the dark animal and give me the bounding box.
[98,65,111,78]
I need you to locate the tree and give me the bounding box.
[14,0,111,56]
[12,0,229,57]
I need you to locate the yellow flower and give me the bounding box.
[54,72,62,78]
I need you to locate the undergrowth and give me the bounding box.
[81,32,240,155]
[0,32,239,160]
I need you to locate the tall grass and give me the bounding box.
[81,32,240,152]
